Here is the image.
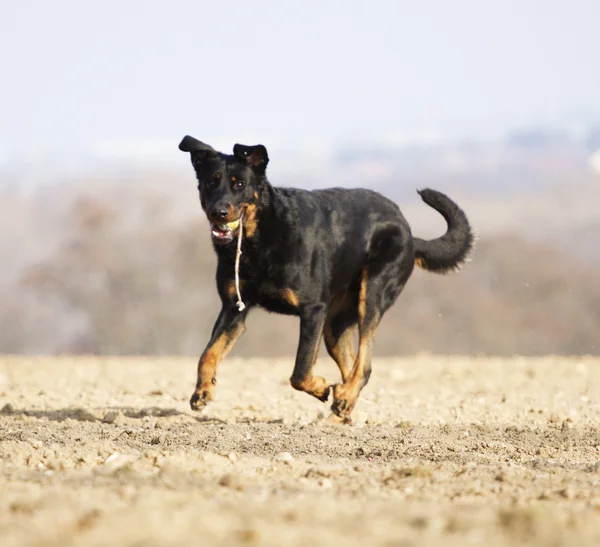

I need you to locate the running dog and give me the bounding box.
[179,135,474,421]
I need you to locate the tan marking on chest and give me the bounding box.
[280,288,299,307]
[243,203,259,238]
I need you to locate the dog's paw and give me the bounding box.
[330,397,347,417]
[315,384,331,403]
[331,384,355,419]
[190,390,212,411]
[290,375,331,402]
[325,412,353,425]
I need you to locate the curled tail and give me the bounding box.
[413,188,475,274]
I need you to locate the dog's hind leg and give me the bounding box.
[289,303,331,402]
[190,306,248,411]
[331,226,414,420]
[331,268,379,419]
[324,293,358,383]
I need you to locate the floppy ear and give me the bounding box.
[178,135,217,166]
[233,144,269,171]
[179,135,215,153]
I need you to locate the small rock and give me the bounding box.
[219,473,244,490]
[318,478,333,490]
[227,452,238,463]
[536,447,549,458]
[495,472,506,482]
[104,453,133,472]
[561,419,573,431]
[548,414,561,424]
[557,487,575,500]
[102,411,121,424]
[274,452,294,464]
[1,403,14,415]
[28,439,43,450]
[104,453,121,465]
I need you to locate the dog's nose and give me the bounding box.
[212,205,229,220]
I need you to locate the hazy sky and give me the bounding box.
[1,0,599,159]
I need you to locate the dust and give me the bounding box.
[1,355,600,546]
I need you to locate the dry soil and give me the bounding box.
[1,355,600,546]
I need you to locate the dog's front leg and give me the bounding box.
[289,303,330,402]
[190,306,247,411]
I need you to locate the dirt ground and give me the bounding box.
[1,355,600,547]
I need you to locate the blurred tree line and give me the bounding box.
[2,189,598,357]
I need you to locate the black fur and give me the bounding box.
[179,135,474,420]
[413,189,474,273]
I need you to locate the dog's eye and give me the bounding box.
[204,179,218,190]
[233,180,245,190]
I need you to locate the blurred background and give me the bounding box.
[1,0,598,357]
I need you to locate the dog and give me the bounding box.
[179,135,474,422]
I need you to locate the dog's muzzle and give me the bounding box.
[210,217,241,243]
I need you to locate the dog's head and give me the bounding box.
[179,135,269,245]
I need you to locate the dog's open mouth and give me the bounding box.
[211,218,241,243]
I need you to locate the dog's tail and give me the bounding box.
[413,189,475,274]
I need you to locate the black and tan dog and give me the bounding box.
[179,135,474,421]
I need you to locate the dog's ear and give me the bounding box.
[233,144,269,172]
[179,135,214,153]
[179,135,217,166]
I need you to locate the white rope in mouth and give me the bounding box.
[234,213,245,312]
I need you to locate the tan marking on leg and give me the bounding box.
[415,257,426,269]
[280,288,299,308]
[291,375,330,401]
[194,322,245,403]
[324,321,356,382]
[358,267,368,322]
[332,268,379,418]
[290,310,329,402]
[292,326,329,401]
[324,290,358,382]
[331,330,376,418]
[225,280,245,302]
